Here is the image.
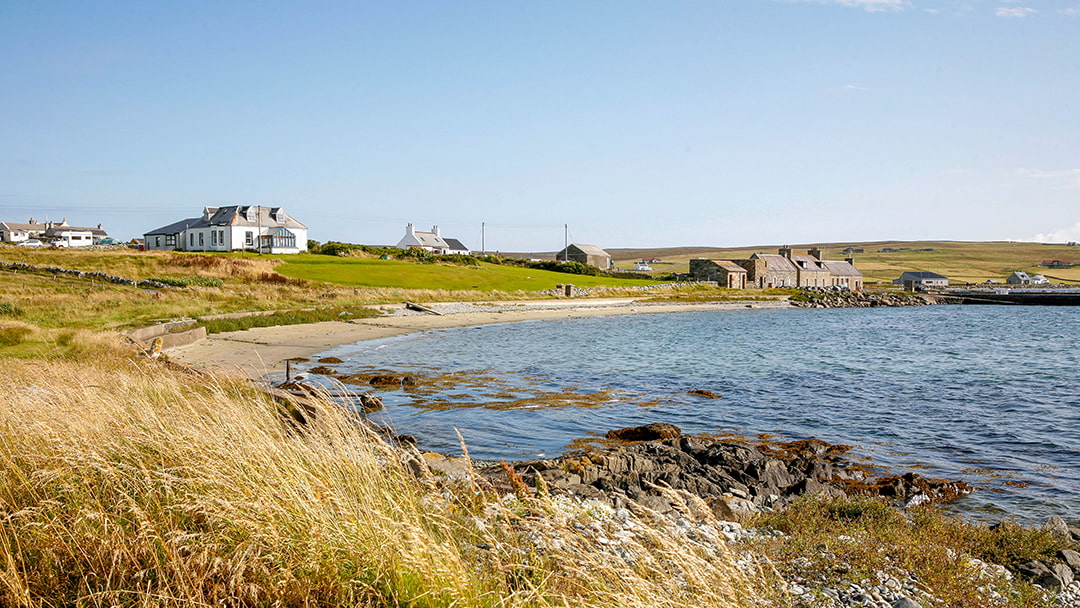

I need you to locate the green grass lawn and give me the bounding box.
[274,254,662,291]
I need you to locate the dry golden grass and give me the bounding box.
[0,346,759,607]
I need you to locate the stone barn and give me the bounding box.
[689,259,748,288]
[556,243,612,270]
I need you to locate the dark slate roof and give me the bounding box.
[898,271,948,280]
[145,218,201,236]
[442,238,469,251]
[205,206,307,230]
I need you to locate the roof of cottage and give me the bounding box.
[1,221,45,231]
[563,244,610,257]
[706,260,746,273]
[4,220,107,236]
[821,260,863,277]
[899,271,948,280]
[749,253,798,272]
[790,254,829,271]
[145,218,202,236]
[206,206,307,230]
[410,230,450,249]
[442,238,469,251]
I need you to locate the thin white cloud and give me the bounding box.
[788,0,911,12]
[1062,8,1080,16]
[842,84,869,91]
[995,6,1037,17]
[1032,222,1080,244]
[1017,168,1080,189]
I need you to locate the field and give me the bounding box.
[273,253,662,291]
[0,247,668,356]
[606,240,1080,284]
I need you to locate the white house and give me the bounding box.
[144,206,308,254]
[1,219,107,246]
[395,224,470,255]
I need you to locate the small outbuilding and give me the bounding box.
[1006,271,1031,285]
[689,259,747,288]
[556,244,611,270]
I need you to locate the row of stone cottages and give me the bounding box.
[690,247,864,290]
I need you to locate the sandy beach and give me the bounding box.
[166,297,791,378]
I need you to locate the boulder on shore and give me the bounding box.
[606,423,682,442]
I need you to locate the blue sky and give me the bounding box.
[2,0,1078,251]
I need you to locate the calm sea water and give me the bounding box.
[307,306,1079,525]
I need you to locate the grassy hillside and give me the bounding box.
[273,254,661,291]
[606,241,1080,284]
[0,248,666,356]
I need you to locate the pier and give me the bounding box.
[937,288,1080,306]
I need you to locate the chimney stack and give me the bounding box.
[406,223,415,236]
[808,247,823,260]
[432,225,440,237]
[779,246,792,259]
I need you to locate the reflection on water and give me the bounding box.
[299,305,1080,525]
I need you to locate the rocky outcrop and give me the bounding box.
[791,290,933,309]
[605,423,682,441]
[483,432,971,519]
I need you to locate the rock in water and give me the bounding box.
[687,389,721,399]
[606,423,682,442]
[358,393,384,413]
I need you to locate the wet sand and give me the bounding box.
[166,298,791,378]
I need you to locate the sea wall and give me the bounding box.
[791,290,934,308]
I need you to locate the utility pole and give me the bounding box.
[562,224,568,261]
[481,222,485,254]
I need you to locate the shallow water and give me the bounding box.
[304,305,1080,525]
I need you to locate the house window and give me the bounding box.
[245,231,253,247]
[211,231,218,246]
[165,234,176,246]
[198,233,204,247]
[219,230,225,247]
[189,233,194,247]
[155,237,161,248]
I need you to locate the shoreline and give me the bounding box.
[166,297,792,377]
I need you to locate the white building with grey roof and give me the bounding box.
[144,206,308,254]
[395,224,470,255]
[1,218,108,247]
